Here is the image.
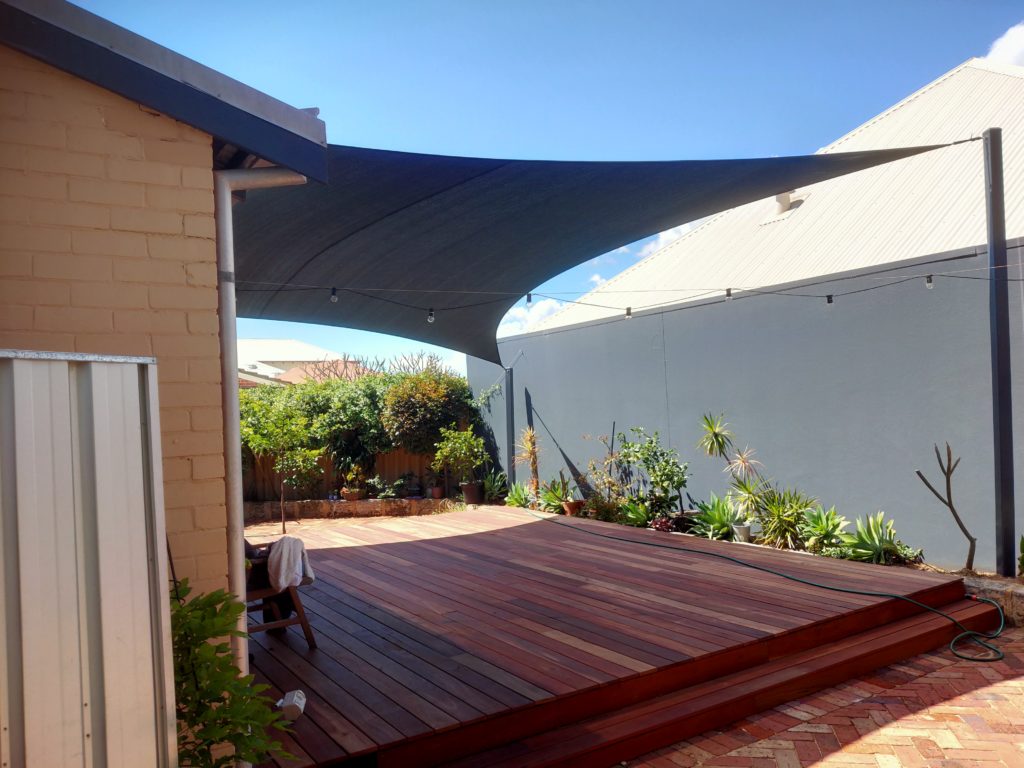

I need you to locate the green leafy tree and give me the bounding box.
[239,386,324,532]
[382,370,477,455]
[310,375,396,475]
[617,427,689,515]
[171,580,289,767]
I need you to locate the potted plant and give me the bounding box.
[341,464,367,501]
[432,426,488,505]
[425,469,444,499]
[732,512,753,543]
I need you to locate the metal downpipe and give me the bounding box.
[214,167,306,675]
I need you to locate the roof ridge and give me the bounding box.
[822,59,978,154]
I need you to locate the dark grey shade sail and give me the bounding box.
[233,142,947,364]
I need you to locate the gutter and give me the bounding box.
[215,168,307,675]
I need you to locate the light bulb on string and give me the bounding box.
[427,308,435,324]
[926,275,934,290]
[526,292,532,308]
[725,288,733,301]
[625,306,632,320]
[826,295,834,305]
[329,287,338,303]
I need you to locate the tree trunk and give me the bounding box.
[280,479,287,534]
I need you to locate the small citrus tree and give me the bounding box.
[432,426,488,484]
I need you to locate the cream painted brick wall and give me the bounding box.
[0,45,227,594]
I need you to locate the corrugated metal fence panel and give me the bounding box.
[0,353,175,768]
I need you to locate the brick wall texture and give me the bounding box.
[0,45,228,594]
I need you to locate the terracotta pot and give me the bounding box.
[460,482,483,505]
[430,486,444,499]
[341,489,365,501]
[561,500,585,516]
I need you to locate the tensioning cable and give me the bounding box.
[519,509,1005,662]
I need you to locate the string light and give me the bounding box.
[625,306,632,320]
[427,308,435,323]
[526,292,532,308]
[725,288,733,301]
[330,287,338,303]
[926,275,934,289]
[826,294,834,305]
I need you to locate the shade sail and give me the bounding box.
[233,143,945,364]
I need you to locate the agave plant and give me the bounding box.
[505,482,532,508]
[618,500,650,527]
[757,486,815,549]
[693,493,741,540]
[538,472,574,512]
[799,505,849,553]
[842,511,899,564]
[482,469,508,502]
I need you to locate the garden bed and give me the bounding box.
[243,497,449,524]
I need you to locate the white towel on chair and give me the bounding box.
[268,536,315,592]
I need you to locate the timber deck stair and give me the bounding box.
[245,509,999,768]
[439,597,997,768]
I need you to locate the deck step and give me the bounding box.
[439,598,998,768]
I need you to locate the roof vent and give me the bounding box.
[775,191,794,214]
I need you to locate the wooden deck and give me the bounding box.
[246,507,998,768]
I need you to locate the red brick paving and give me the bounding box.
[629,627,1024,768]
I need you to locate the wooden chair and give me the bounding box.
[246,554,317,649]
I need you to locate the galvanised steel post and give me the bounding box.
[984,127,1016,577]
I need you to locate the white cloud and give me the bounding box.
[588,272,606,286]
[986,22,1024,66]
[637,219,701,259]
[497,298,564,337]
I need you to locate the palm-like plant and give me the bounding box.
[514,427,541,504]
[729,474,766,521]
[698,413,734,465]
[726,445,763,481]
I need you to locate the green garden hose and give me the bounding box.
[522,510,1005,662]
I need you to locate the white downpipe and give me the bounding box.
[214,168,306,676]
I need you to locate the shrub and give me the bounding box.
[799,505,849,553]
[432,426,487,483]
[382,371,477,455]
[693,493,741,540]
[311,375,395,475]
[618,500,650,527]
[617,427,689,515]
[505,482,532,508]
[171,580,288,767]
[757,487,815,549]
[539,472,574,512]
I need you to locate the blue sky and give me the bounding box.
[76,1,1024,372]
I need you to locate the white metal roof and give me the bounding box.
[534,58,1024,331]
[236,339,343,371]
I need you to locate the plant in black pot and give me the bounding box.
[432,425,488,505]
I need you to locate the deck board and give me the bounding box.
[246,507,968,767]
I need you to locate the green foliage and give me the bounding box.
[310,375,395,474]
[842,511,899,564]
[820,545,854,560]
[799,505,849,553]
[482,469,508,502]
[366,475,403,499]
[757,487,815,549]
[171,580,288,767]
[239,386,324,497]
[431,425,488,483]
[693,493,741,540]
[729,475,766,522]
[698,413,734,462]
[618,500,651,527]
[382,370,477,455]
[505,482,532,508]
[617,427,689,515]
[539,472,574,512]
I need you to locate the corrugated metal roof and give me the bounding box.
[535,58,1024,331]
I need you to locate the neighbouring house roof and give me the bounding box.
[533,58,1024,331]
[238,370,286,388]
[236,338,346,375]
[277,360,369,384]
[0,0,327,180]
[232,142,948,364]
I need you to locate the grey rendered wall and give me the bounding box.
[469,245,1024,572]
